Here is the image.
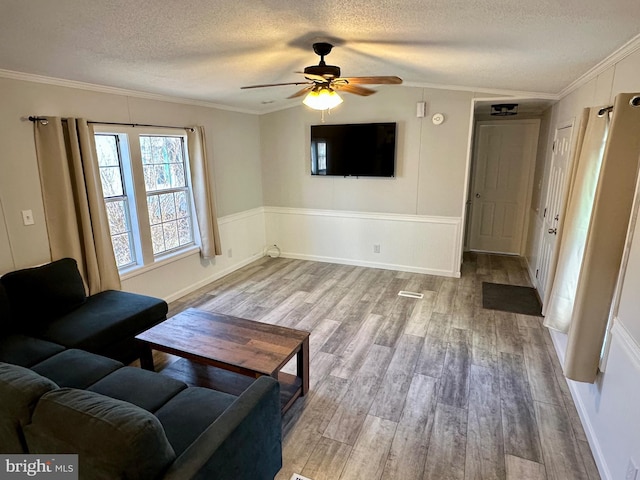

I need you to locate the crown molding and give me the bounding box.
[0,68,262,115]
[0,66,561,116]
[403,81,560,100]
[558,33,640,99]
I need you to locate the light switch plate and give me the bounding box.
[21,210,34,226]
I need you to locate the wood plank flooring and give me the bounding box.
[158,252,599,480]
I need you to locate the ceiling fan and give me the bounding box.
[240,42,402,110]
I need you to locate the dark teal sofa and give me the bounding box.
[0,259,284,479]
[0,358,282,480]
[0,258,167,364]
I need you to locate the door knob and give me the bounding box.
[475,193,481,198]
[548,228,557,234]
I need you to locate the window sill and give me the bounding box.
[119,245,201,281]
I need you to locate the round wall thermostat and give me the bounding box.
[432,113,445,125]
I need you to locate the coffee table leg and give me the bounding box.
[298,337,309,395]
[139,344,155,371]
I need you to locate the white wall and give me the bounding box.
[535,46,640,480]
[260,86,475,276]
[0,76,265,299]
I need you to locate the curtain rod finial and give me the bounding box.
[28,116,49,125]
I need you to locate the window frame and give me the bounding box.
[93,125,198,275]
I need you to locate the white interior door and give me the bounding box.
[536,125,573,299]
[469,121,540,254]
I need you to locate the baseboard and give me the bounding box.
[279,251,461,278]
[548,329,611,480]
[163,252,264,303]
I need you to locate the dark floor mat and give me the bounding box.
[482,282,542,316]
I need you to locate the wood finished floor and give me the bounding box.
[159,253,600,480]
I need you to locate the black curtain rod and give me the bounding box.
[597,106,613,117]
[597,96,640,117]
[28,116,194,131]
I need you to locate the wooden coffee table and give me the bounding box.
[135,308,310,414]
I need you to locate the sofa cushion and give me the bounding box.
[155,386,237,456]
[0,362,58,453]
[88,366,186,412]
[24,388,176,480]
[0,334,65,367]
[31,349,122,389]
[35,290,168,354]
[0,258,86,328]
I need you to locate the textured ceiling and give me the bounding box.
[0,0,639,113]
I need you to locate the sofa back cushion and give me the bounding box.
[1,258,87,328]
[0,362,59,453]
[24,388,176,480]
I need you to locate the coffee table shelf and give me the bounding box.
[135,308,310,414]
[160,358,303,413]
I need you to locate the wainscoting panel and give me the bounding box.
[264,207,462,277]
[550,320,640,480]
[122,207,266,302]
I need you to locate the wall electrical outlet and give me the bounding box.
[626,458,638,480]
[373,244,381,253]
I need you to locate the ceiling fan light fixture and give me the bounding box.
[303,86,343,110]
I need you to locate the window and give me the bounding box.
[95,134,137,268]
[94,127,195,271]
[140,136,193,255]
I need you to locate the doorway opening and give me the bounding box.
[461,97,555,284]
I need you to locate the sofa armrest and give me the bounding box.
[162,376,282,480]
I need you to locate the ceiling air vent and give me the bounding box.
[491,103,518,116]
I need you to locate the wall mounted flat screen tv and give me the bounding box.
[310,122,396,177]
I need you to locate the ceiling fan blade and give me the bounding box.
[287,86,314,99]
[340,76,403,85]
[294,71,327,83]
[241,81,312,90]
[333,84,377,96]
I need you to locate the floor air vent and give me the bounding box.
[398,291,424,299]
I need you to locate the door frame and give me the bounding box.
[459,96,557,271]
[465,118,540,255]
